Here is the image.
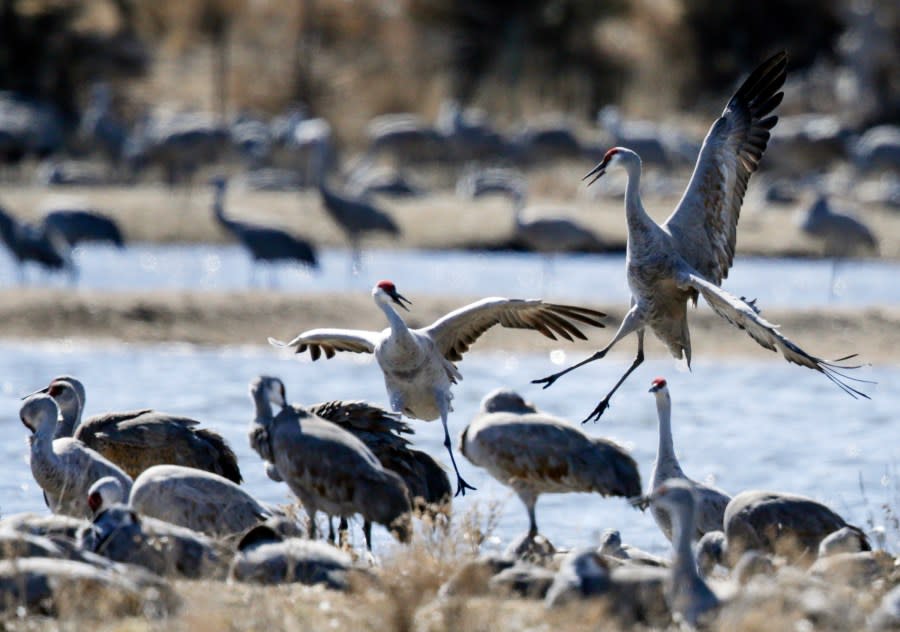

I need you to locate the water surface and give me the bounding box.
[2,244,897,308]
[2,341,895,556]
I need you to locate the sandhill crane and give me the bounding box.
[0,512,88,541]
[346,166,424,199]
[78,83,127,167]
[853,125,900,173]
[307,398,451,546]
[817,526,871,557]
[0,557,176,618]
[40,208,125,249]
[799,194,878,298]
[648,479,721,628]
[39,376,242,483]
[696,530,727,577]
[269,280,607,495]
[249,376,413,548]
[211,177,318,284]
[229,523,354,588]
[800,194,878,257]
[460,388,641,553]
[598,529,668,568]
[317,160,401,273]
[533,52,869,421]
[646,378,730,542]
[364,113,447,164]
[460,168,604,278]
[95,467,274,541]
[124,110,228,186]
[723,489,870,565]
[80,476,224,578]
[20,394,133,519]
[0,204,72,283]
[255,380,450,545]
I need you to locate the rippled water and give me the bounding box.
[2,244,898,307]
[2,341,895,555]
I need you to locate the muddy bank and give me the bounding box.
[1,288,895,365]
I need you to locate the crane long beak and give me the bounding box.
[583,161,607,187]
[629,495,650,511]
[21,385,49,400]
[390,291,412,311]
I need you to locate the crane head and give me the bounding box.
[648,377,667,393]
[648,478,695,513]
[375,280,412,311]
[583,147,621,187]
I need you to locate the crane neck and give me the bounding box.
[212,187,230,224]
[670,499,701,583]
[375,296,413,343]
[250,386,275,424]
[622,158,655,240]
[654,391,680,471]
[31,417,64,483]
[53,401,81,439]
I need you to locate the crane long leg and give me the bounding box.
[583,330,645,423]
[308,509,318,540]
[328,517,336,543]
[338,516,350,547]
[519,491,539,538]
[437,396,476,497]
[363,520,373,551]
[532,305,645,389]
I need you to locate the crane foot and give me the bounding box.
[454,476,477,497]
[581,399,611,424]
[531,373,560,390]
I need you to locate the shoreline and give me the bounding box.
[2,288,896,364]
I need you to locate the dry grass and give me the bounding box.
[2,503,896,632]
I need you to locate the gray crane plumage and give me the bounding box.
[129,465,274,540]
[723,489,870,565]
[647,378,730,542]
[460,388,641,543]
[318,169,400,267]
[249,376,413,547]
[461,168,604,254]
[0,556,175,618]
[799,194,878,257]
[309,398,451,547]
[40,209,125,248]
[80,476,224,578]
[212,177,317,272]
[41,376,242,484]
[0,204,72,281]
[533,52,868,421]
[270,280,607,496]
[229,524,354,588]
[20,394,133,519]
[648,479,720,628]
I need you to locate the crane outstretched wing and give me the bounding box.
[268,329,381,360]
[664,52,787,286]
[679,271,869,399]
[424,298,606,363]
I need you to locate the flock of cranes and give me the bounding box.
[4,51,888,626]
